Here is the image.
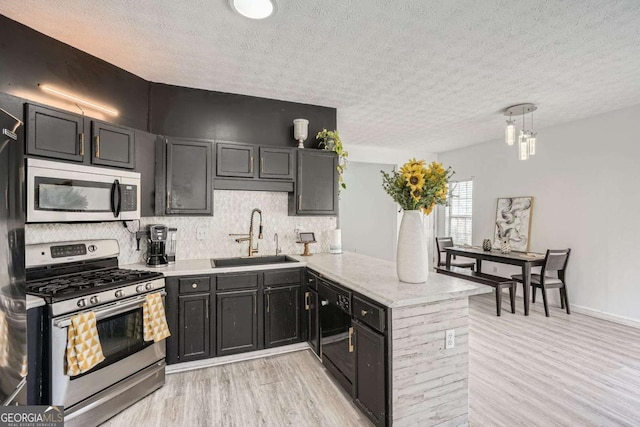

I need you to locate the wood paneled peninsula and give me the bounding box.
[125,252,490,426]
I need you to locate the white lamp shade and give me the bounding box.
[505,120,515,145]
[293,119,309,142]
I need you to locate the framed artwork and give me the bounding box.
[494,196,533,252]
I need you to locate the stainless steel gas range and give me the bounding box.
[26,239,167,426]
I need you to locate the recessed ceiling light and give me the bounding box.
[229,0,276,20]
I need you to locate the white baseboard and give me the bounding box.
[571,305,640,329]
[166,342,311,374]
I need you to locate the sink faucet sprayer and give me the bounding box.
[229,208,263,257]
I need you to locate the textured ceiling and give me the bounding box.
[2,0,640,152]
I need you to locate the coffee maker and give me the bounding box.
[146,224,169,267]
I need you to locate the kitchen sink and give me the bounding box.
[210,255,299,268]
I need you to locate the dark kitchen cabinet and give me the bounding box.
[289,150,338,216]
[165,276,214,364]
[259,147,294,180]
[264,285,301,348]
[26,103,85,162]
[306,288,319,356]
[216,289,259,356]
[216,142,255,178]
[178,293,212,362]
[159,137,213,215]
[353,320,386,427]
[91,121,135,169]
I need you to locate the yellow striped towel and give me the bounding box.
[143,293,171,342]
[66,311,105,376]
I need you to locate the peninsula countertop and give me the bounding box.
[123,252,490,308]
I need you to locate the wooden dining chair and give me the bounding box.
[435,237,475,270]
[511,249,571,317]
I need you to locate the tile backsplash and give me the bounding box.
[25,190,337,265]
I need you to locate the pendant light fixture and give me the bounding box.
[503,103,538,160]
[505,112,515,145]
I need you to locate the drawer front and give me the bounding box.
[264,269,302,287]
[353,296,385,333]
[217,272,259,290]
[306,271,318,291]
[178,277,211,294]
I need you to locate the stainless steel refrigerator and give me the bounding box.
[0,105,26,406]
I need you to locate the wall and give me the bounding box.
[339,162,397,261]
[25,190,335,265]
[438,104,640,324]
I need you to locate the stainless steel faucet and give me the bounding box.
[274,233,281,256]
[230,208,263,257]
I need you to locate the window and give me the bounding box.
[445,180,473,245]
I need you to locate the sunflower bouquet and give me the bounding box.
[381,159,453,215]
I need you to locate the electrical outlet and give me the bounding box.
[445,329,455,349]
[196,226,209,241]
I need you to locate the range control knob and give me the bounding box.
[90,296,100,305]
[145,282,154,291]
[115,290,125,298]
[77,299,87,308]
[136,285,145,293]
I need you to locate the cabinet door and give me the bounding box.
[216,289,258,356]
[166,138,213,215]
[178,293,212,362]
[307,289,320,356]
[264,285,301,348]
[25,104,85,162]
[216,142,255,178]
[259,147,294,180]
[91,121,135,169]
[291,150,338,215]
[354,321,386,426]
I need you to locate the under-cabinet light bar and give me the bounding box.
[39,84,119,116]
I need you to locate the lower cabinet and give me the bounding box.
[178,293,212,361]
[264,285,301,348]
[216,289,259,356]
[353,320,386,426]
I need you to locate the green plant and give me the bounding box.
[316,129,348,191]
[381,158,454,214]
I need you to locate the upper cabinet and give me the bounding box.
[213,142,295,192]
[289,150,338,216]
[216,142,255,178]
[259,147,294,180]
[156,137,214,216]
[26,104,85,162]
[91,121,135,169]
[25,103,135,169]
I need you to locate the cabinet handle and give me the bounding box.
[205,299,209,319]
[260,157,264,174]
[191,283,198,289]
[250,156,254,174]
[348,327,354,353]
[361,309,369,316]
[267,294,270,313]
[95,135,100,158]
[304,292,310,310]
[79,133,85,156]
[308,278,313,283]
[298,195,302,211]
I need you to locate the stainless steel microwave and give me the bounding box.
[27,158,141,223]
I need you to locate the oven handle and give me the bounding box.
[53,291,166,328]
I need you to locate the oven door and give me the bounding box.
[27,158,140,223]
[50,293,166,409]
[318,283,354,393]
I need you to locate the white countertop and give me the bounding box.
[123,252,490,308]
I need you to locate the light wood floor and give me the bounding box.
[470,294,640,427]
[103,294,640,427]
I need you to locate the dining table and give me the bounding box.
[444,246,546,315]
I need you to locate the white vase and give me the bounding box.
[396,210,429,283]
